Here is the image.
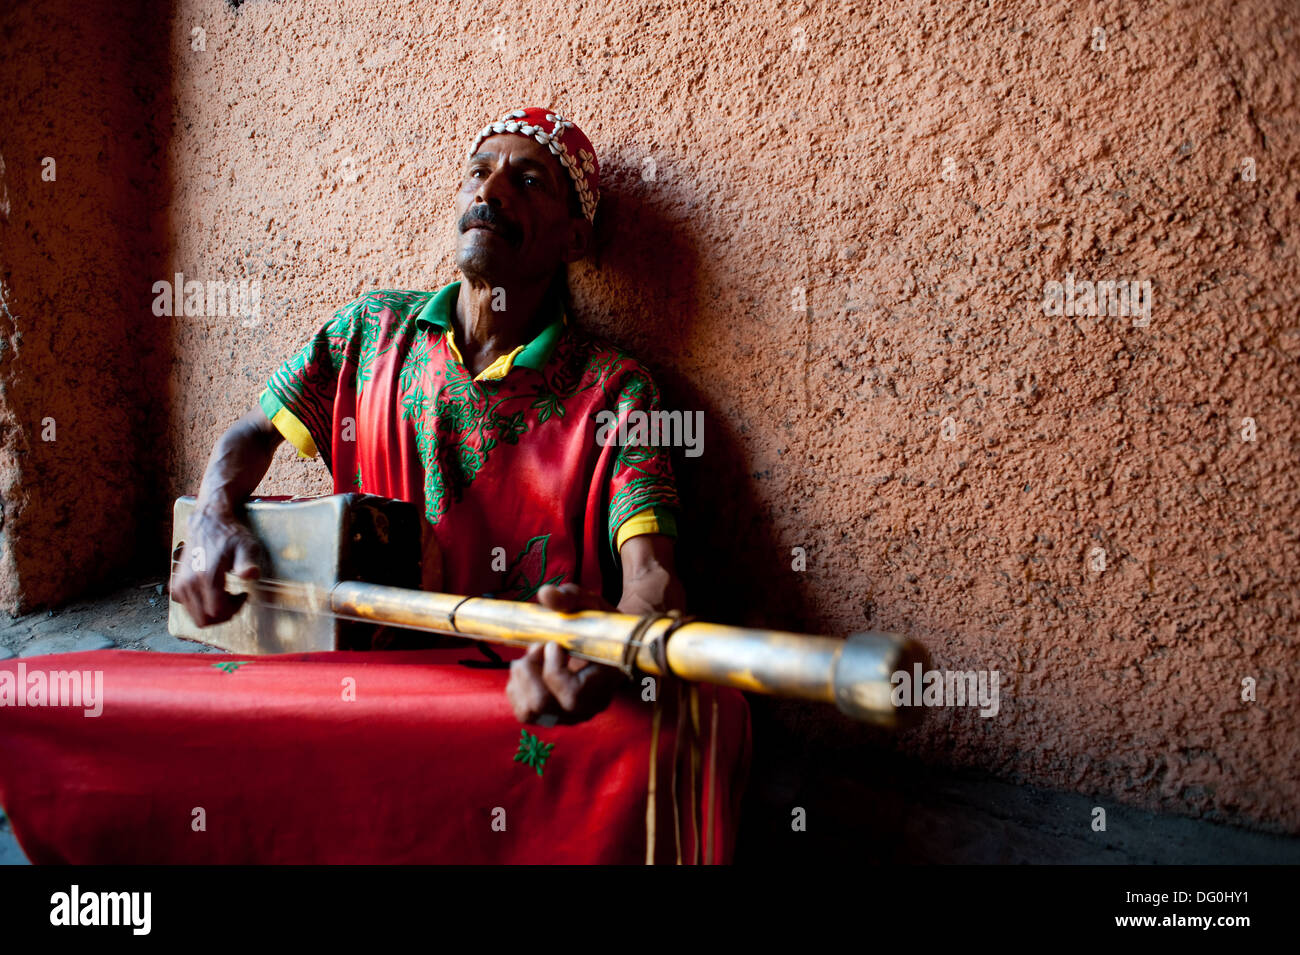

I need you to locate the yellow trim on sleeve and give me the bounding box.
[615,508,664,552]
[270,407,318,459]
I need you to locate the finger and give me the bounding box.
[198,582,236,626]
[537,582,617,614]
[171,553,222,628]
[522,641,546,671]
[508,645,545,691]
[197,579,227,626]
[536,583,581,613]
[505,661,531,721]
[174,579,206,627]
[198,545,239,624]
[508,650,554,722]
[542,641,585,712]
[231,536,264,580]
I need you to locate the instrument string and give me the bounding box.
[164,557,472,637]
[162,557,603,660]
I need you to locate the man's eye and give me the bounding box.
[523,175,539,187]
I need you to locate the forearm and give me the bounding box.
[172,408,284,625]
[616,534,685,615]
[194,409,283,519]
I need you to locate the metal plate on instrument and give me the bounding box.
[168,494,422,654]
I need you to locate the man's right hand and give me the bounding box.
[168,505,266,627]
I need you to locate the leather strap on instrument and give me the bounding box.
[620,610,693,678]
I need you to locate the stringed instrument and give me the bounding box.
[167,494,929,728]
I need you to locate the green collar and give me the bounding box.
[415,280,566,373]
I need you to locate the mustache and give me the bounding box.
[459,206,521,244]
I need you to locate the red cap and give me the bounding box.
[469,107,600,222]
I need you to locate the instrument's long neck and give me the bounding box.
[220,573,927,728]
[227,572,668,669]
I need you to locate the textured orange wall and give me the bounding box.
[12,0,1295,831]
[0,0,171,612]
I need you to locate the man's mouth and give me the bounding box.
[461,214,518,246]
[465,220,509,238]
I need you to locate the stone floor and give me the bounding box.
[2,577,1298,865]
[735,739,1300,864]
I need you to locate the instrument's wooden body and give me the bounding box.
[168,494,422,653]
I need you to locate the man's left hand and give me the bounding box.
[505,583,627,725]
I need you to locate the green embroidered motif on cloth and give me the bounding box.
[514,729,555,777]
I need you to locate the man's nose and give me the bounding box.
[473,166,514,209]
[472,196,501,219]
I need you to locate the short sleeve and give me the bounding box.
[260,298,363,472]
[259,390,318,460]
[603,367,682,558]
[614,506,679,552]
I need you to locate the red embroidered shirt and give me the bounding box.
[258,282,680,601]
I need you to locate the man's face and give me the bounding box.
[454,133,591,286]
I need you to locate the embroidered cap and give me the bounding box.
[468,107,600,223]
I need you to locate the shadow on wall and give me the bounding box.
[0,0,175,613]
[581,151,938,849]
[577,153,821,633]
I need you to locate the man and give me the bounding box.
[171,108,683,725]
[0,109,749,865]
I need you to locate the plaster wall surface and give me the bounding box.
[6,0,1297,833]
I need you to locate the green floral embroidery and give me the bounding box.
[493,409,527,443]
[502,534,566,600]
[265,290,433,473]
[349,291,432,399]
[608,474,678,548]
[211,661,250,674]
[414,361,551,525]
[616,370,652,412]
[531,391,564,423]
[398,329,432,392]
[400,390,430,421]
[616,440,662,476]
[514,729,555,777]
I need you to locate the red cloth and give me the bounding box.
[0,649,750,864]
